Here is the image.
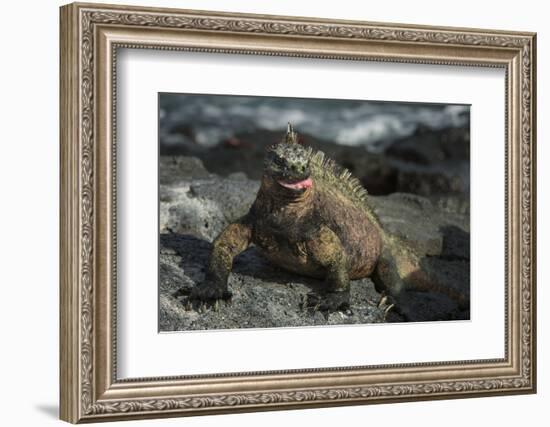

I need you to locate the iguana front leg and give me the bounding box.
[305,226,351,312]
[191,219,252,303]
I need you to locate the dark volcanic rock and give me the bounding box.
[386,125,470,165]
[159,156,470,330]
[368,193,469,321]
[160,126,470,202]
[159,155,211,185]
[160,157,260,241]
[369,193,469,257]
[160,233,395,331]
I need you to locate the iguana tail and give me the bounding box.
[372,231,467,308]
[371,232,432,296]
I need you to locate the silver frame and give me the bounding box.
[60,2,536,423]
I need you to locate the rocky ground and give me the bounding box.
[159,146,470,331]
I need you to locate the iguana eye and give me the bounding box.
[272,156,286,168]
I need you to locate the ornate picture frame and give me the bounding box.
[59,2,536,423]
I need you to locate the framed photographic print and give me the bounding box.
[59,2,537,423]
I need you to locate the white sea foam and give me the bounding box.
[160,94,469,150]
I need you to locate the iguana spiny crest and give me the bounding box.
[264,123,370,204]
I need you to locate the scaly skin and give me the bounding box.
[191,124,425,312]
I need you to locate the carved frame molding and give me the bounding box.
[60,2,536,423]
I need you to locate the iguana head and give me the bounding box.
[263,123,313,193]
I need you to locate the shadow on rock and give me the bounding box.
[159,232,393,331]
[160,232,321,290]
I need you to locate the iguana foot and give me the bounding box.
[183,279,232,312]
[303,289,350,313]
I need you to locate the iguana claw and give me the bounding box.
[304,290,350,314]
[177,280,232,313]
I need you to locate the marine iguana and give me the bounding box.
[190,123,428,312]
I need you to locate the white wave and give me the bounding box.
[335,115,416,148]
[160,94,470,150]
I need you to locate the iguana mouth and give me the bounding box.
[277,177,313,191]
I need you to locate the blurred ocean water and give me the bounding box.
[159,93,469,152]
